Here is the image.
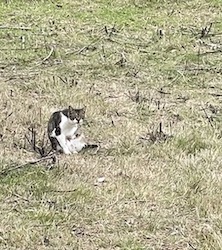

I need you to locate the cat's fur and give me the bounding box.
[48,106,85,154]
[66,127,87,153]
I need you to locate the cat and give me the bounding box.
[48,106,85,154]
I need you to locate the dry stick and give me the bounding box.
[37,46,54,65]
[197,48,201,71]
[31,127,36,152]
[11,192,30,202]
[0,25,31,30]
[201,23,212,38]
[26,129,51,157]
[107,37,151,49]
[39,107,42,124]
[45,189,78,193]
[209,93,222,97]
[157,89,171,95]
[188,242,197,250]
[42,46,54,62]
[41,132,45,150]
[1,47,42,51]
[199,50,222,56]
[204,32,222,37]
[159,122,163,134]
[207,22,213,35]
[66,37,102,55]
[88,83,95,93]
[202,106,214,128]
[110,116,115,126]
[0,154,56,175]
[25,133,32,147]
[57,76,68,84]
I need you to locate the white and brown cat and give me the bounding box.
[48,106,87,154]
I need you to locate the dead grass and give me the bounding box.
[0,0,222,249]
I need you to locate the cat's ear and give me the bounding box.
[68,105,74,113]
[77,106,86,118]
[81,106,86,116]
[68,106,73,116]
[82,106,86,113]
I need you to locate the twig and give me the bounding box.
[45,189,78,193]
[26,128,51,157]
[201,106,214,127]
[188,242,197,250]
[40,46,54,63]
[197,47,200,70]
[11,192,30,202]
[31,127,36,151]
[200,23,212,38]
[209,93,222,97]
[159,122,163,133]
[157,88,171,95]
[115,53,127,67]
[66,37,102,55]
[199,50,222,56]
[5,112,13,120]
[184,67,222,73]
[0,25,31,30]
[1,47,42,51]
[107,37,151,49]
[0,154,56,175]
[88,83,95,93]
[110,116,115,126]
[57,76,68,84]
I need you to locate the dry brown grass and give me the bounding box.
[0,0,222,249]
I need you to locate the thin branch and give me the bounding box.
[25,128,52,157]
[201,106,214,128]
[66,37,102,55]
[1,47,42,51]
[188,242,197,250]
[200,23,212,38]
[199,50,222,56]
[209,93,222,97]
[11,192,30,202]
[45,189,78,193]
[57,76,68,84]
[0,25,31,30]
[107,37,152,49]
[0,154,56,175]
[157,89,171,95]
[40,46,54,63]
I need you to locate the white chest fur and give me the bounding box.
[59,113,78,136]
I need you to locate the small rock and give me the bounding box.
[97,177,105,183]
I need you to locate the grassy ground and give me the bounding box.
[0,0,222,249]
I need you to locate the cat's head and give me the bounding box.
[68,106,85,124]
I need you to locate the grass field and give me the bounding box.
[0,0,222,249]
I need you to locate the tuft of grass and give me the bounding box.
[175,133,208,155]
